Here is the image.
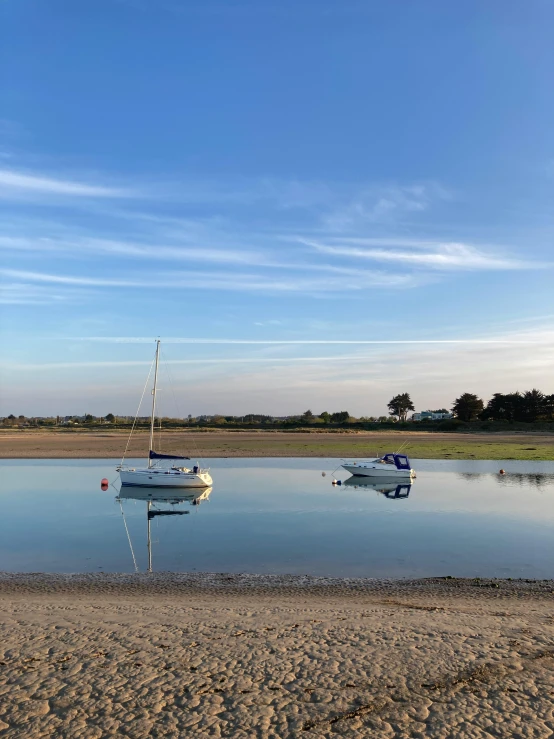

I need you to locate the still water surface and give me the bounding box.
[1,458,553,579]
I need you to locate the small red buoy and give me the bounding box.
[499,469,505,475]
[101,478,109,490]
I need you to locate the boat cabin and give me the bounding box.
[381,453,411,470]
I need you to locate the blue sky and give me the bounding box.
[1,0,553,417]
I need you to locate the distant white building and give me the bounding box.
[411,410,453,421]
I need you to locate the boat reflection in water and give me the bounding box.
[343,476,412,499]
[116,486,212,572]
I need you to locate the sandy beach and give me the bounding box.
[2,429,554,460]
[1,573,553,738]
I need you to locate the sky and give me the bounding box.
[0,0,553,418]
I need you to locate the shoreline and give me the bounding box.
[1,572,553,738]
[1,571,553,597]
[2,429,554,459]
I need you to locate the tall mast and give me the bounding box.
[148,339,160,467]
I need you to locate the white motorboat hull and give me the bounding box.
[342,463,414,479]
[120,468,212,488]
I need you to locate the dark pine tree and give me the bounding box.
[387,393,415,422]
[452,393,484,422]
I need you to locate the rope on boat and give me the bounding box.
[329,462,344,480]
[120,355,155,466]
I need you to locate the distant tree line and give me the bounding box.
[481,390,554,422]
[3,388,554,429]
[450,390,554,422]
[0,410,358,428]
[385,389,554,423]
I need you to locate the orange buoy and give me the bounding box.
[101,478,109,490]
[499,469,505,475]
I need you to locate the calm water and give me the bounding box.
[1,458,554,579]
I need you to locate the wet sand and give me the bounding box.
[2,429,554,459]
[1,573,553,738]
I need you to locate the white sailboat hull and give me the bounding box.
[120,468,212,488]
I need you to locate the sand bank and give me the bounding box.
[1,573,553,737]
[2,429,554,459]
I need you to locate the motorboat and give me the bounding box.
[117,340,212,488]
[342,453,415,479]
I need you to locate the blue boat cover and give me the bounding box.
[394,454,411,470]
[149,450,190,460]
[381,453,411,470]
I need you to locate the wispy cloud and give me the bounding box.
[0,168,443,212]
[73,335,551,345]
[302,238,548,271]
[0,234,263,265]
[0,168,133,199]
[0,233,430,282]
[0,268,146,288]
[3,355,378,371]
[321,183,449,230]
[0,266,418,296]
[0,165,542,307]
[0,282,88,305]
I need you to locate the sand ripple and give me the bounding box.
[0,574,553,737]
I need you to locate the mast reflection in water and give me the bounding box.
[116,487,212,572]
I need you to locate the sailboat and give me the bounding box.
[117,340,213,488]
